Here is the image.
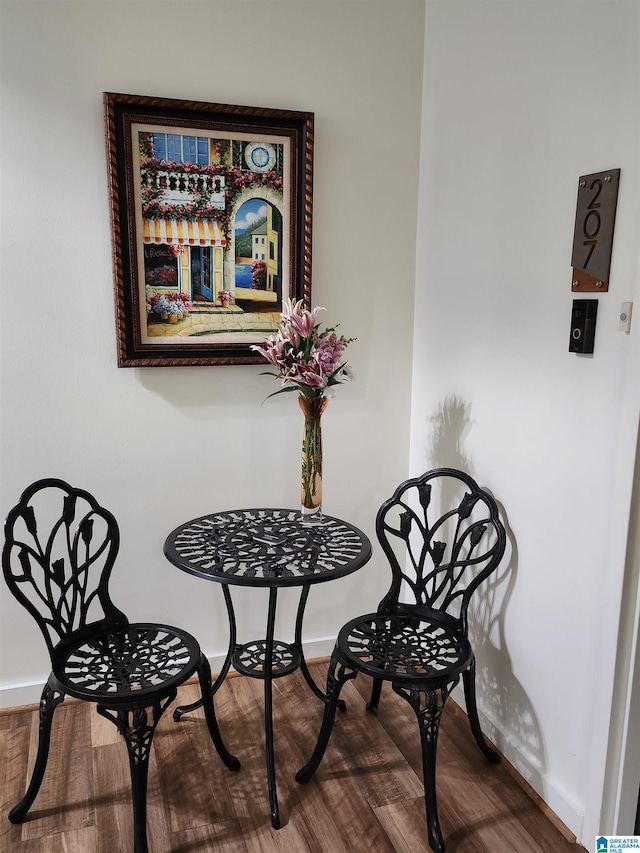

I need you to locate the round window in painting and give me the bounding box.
[245,142,276,173]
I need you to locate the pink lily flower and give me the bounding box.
[288,305,325,340]
[253,302,355,400]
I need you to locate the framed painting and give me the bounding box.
[104,92,314,367]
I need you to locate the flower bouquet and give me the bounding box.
[251,298,354,400]
[252,298,355,518]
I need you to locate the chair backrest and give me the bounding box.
[3,479,127,660]
[376,469,506,632]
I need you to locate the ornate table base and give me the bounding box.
[173,583,344,829]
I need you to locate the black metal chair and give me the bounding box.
[296,468,506,853]
[3,478,240,853]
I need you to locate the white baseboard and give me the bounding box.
[449,685,585,842]
[0,679,45,710]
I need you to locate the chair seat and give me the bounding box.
[53,623,201,705]
[337,613,473,685]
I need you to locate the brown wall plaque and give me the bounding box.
[571,168,620,292]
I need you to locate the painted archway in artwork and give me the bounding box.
[226,185,285,305]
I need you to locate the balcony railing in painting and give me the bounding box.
[141,169,226,208]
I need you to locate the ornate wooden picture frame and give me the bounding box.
[104,93,313,367]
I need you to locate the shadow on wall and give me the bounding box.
[426,394,473,472]
[427,395,548,788]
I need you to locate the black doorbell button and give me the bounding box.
[569,299,598,354]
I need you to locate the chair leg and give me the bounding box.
[462,658,499,763]
[295,650,357,784]
[98,695,175,853]
[393,683,451,853]
[366,677,383,712]
[9,681,65,823]
[197,653,241,771]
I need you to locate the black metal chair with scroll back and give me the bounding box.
[3,479,240,853]
[296,468,506,853]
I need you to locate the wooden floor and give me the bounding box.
[0,662,586,853]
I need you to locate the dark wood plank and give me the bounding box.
[20,702,95,842]
[0,720,35,851]
[91,739,136,853]
[153,685,247,852]
[270,675,400,852]
[351,674,581,852]
[20,827,97,852]
[0,663,587,853]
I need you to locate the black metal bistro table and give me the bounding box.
[163,508,372,829]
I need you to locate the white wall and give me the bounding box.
[0,0,424,700]
[414,0,640,845]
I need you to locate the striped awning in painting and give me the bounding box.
[142,219,226,246]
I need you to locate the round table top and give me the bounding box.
[164,508,373,587]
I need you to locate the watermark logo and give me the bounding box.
[596,838,640,852]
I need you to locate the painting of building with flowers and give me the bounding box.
[105,94,313,366]
[132,124,289,342]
